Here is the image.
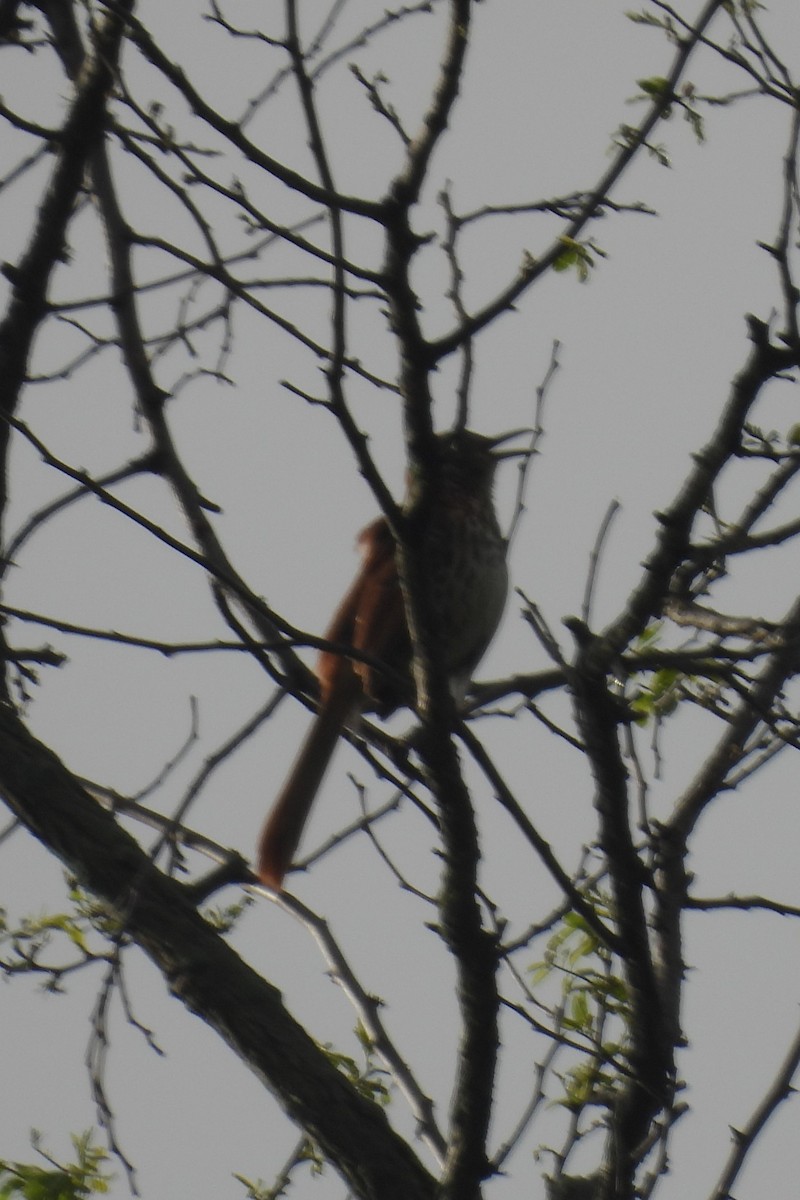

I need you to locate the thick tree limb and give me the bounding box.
[0,702,436,1200]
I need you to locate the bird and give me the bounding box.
[256,427,527,890]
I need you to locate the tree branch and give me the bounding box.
[0,701,436,1200]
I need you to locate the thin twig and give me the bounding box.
[709,1017,800,1200]
[277,890,448,1166]
[582,499,621,626]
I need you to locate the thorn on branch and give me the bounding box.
[745,313,770,346]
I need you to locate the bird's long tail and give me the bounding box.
[257,679,359,890]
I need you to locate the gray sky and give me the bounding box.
[3,1,800,1196]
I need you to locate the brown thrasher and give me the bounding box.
[256,428,526,890]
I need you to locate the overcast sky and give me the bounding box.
[3,1,800,1197]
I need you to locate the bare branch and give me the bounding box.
[709,1019,800,1200]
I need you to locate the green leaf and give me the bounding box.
[553,238,597,283]
[626,9,669,28]
[0,1132,111,1200]
[683,105,705,143]
[637,76,670,99]
[569,989,591,1031]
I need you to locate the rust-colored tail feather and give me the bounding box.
[256,679,359,890]
[257,518,399,891]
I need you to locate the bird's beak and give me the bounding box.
[488,428,535,460]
